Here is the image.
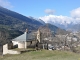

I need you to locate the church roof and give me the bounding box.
[12,32,36,41]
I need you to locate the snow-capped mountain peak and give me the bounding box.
[39,15,80,31]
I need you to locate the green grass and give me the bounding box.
[1,50,80,60]
[12,48,27,52]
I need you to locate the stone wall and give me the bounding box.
[12,40,36,48]
[3,44,20,55]
[18,41,25,48]
[27,40,36,46]
[3,44,8,55]
[7,50,20,54]
[27,40,37,48]
[12,41,25,48]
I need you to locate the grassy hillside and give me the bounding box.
[1,50,80,60]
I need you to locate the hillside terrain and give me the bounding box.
[39,23,70,35]
[0,6,44,32]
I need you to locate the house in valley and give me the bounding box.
[12,29,41,49]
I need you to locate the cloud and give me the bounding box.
[0,0,13,8]
[70,7,80,18]
[39,15,74,24]
[39,7,80,25]
[45,9,55,14]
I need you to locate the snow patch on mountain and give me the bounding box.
[28,16,45,24]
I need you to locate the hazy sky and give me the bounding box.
[0,0,80,23]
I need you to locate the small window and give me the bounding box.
[31,41,32,44]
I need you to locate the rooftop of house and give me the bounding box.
[12,32,36,42]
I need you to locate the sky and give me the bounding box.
[0,0,80,24]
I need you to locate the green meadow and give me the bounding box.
[0,50,80,60]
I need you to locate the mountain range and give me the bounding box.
[0,6,44,31]
[0,6,70,40]
[45,18,80,32]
